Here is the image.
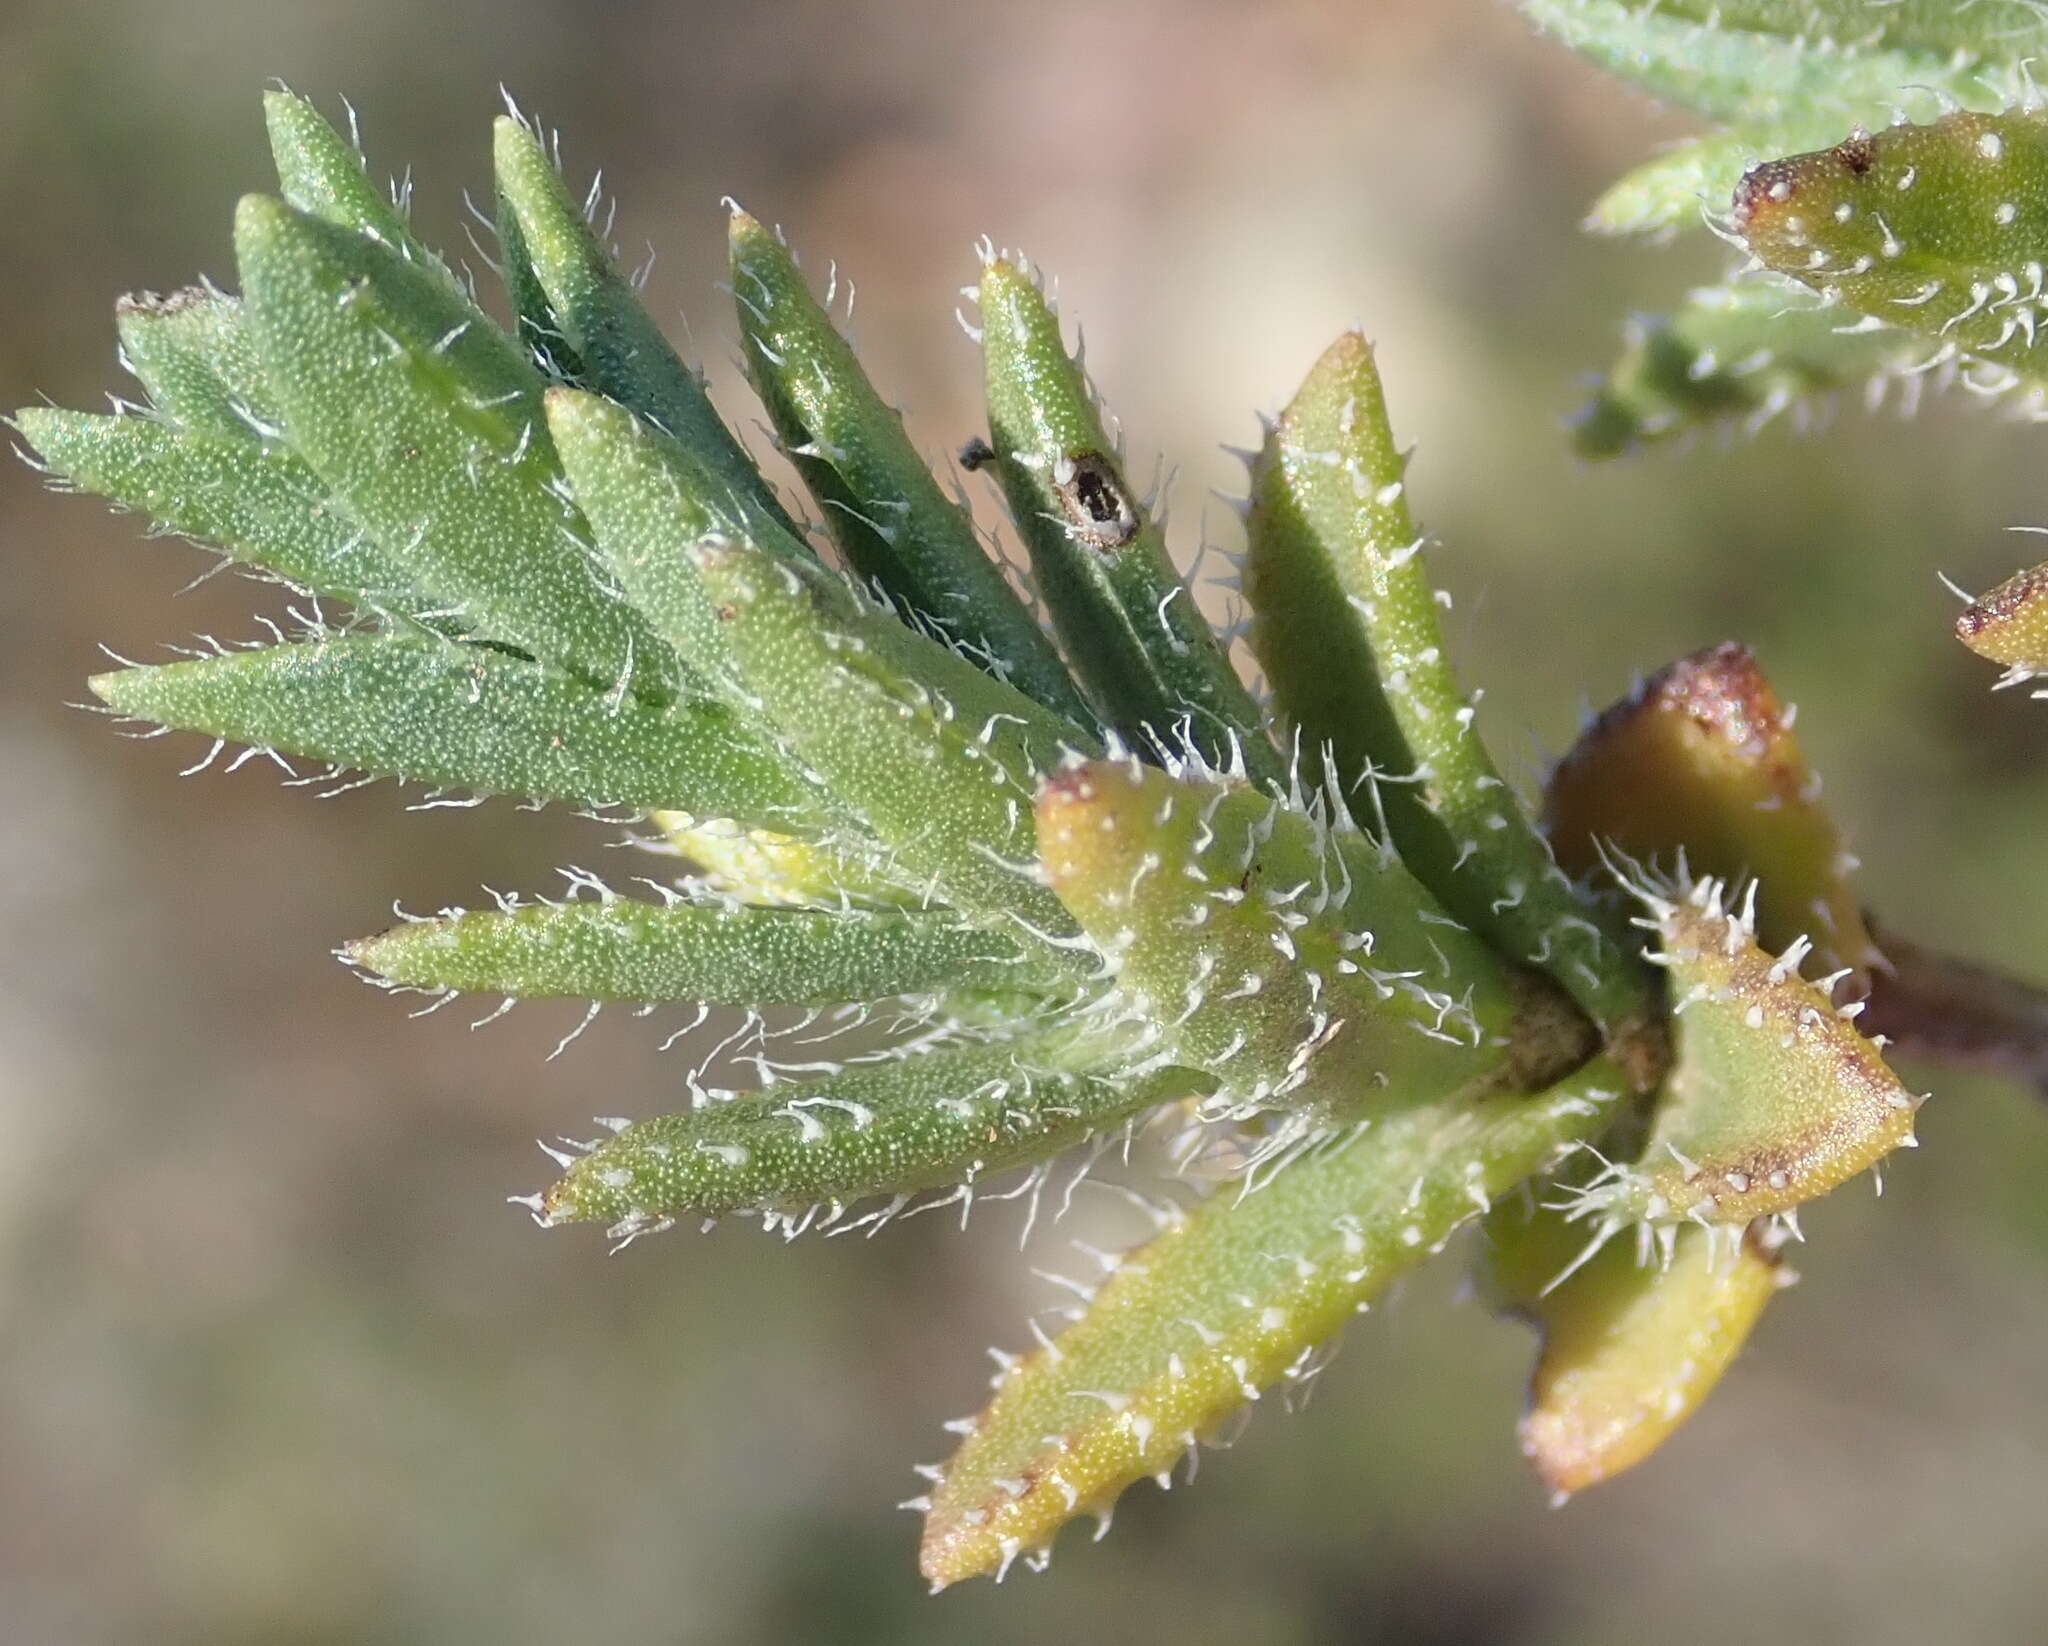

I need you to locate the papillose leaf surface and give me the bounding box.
[1244,332,1655,1052]
[1489,1199,1788,1499]
[977,256,1280,785]
[920,1057,1626,1585]
[235,195,678,697]
[728,211,1093,725]
[90,636,820,822]
[539,1033,1201,1239]
[349,895,1037,1004]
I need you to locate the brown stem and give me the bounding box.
[1861,917,2048,1100]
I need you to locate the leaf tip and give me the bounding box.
[1955,564,2048,670]
[725,202,774,253]
[85,665,140,714]
[258,85,304,127]
[490,109,535,154]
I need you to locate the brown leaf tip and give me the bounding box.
[116,285,217,318]
[1956,564,2048,667]
[1732,157,1804,231]
[1643,642,1789,762]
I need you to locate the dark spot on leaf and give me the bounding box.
[1833,133,1875,176]
[1038,764,1096,803]
[1957,564,2048,636]
[1731,159,1801,228]
[1055,451,1138,550]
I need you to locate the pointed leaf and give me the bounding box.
[46,290,449,617]
[234,194,676,695]
[263,90,461,294]
[545,385,818,682]
[1586,113,2018,242]
[1545,0,2048,60]
[919,1056,1627,1586]
[689,536,1095,961]
[348,895,1036,1003]
[539,1034,1201,1236]
[1036,758,1534,1120]
[1489,1201,1788,1498]
[493,176,586,382]
[490,116,797,535]
[1245,331,1655,1052]
[1568,874,1920,1228]
[1588,131,1776,240]
[728,211,1093,725]
[1544,642,1880,983]
[1520,0,2013,126]
[90,636,822,821]
[15,408,428,611]
[1736,111,2048,374]
[113,288,277,441]
[1573,280,1936,457]
[976,256,1281,784]
[1956,561,2048,684]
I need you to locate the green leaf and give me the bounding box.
[728,210,1094,726]
[544,386,820,686]
[1585,114,2007,242]
[1544,641,1880,983]
[89,635,823,822]
[651,813,918,910]
[492,154,586,382]
[45,289,455,617]
[113,287,277,441]
[1566,0,2048,60]
[1956,561,2048,685]
[1520,0,2013,126]
[234,194,678,697]
[1565,872,1921,1229]
[490,115,798,537]
[1035,758,1534,1122]
[976,256,1282,786]
[348,894,1038,1003]
[1488,1199,1787,1500]
[263,90,462,295]
[1588,131,1773,240]
[537,1034,1202,1237]
[689,535,1096,961]
[1737,111,2048,373]
[918,1055,1627,1586]
[1573,280,1934,456]
[1245,331,1656,1053]
[15,408,428,611]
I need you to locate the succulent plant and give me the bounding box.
[19,58,2048,1589]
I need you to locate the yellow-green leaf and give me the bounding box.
[919,1058,1626,1586]
[1957,562,2048,686]
[1567,873,1920,1228]
[1490,1200,1788,1499]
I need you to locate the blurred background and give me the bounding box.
[5,1,2048,1641]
